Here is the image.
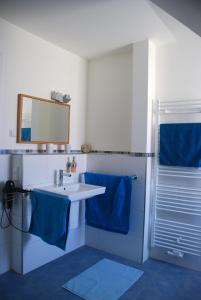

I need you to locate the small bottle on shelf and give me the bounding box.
[71,156,77,173]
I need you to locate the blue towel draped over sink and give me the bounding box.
[29,190,71,250]
[160,123,201,167]
[84,172,132,234]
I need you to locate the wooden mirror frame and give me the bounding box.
[17,94,70,144]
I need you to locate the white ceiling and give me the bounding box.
[150,0,201,38]
[0,0,174,58]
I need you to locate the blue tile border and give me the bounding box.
[0,149,82,155]
[90,151,154,157]
[0,150,9,154]
[0,149,154,157]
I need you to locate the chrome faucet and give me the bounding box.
[59,170,72,186]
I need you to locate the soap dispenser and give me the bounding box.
[71,156,77,173]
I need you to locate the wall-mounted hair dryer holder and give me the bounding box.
[3,180,30,209]
[1,180,31,232]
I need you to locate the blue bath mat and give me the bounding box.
[62,258,143,300]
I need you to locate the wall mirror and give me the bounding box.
[17,94,70,144]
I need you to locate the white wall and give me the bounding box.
[86,41,155,263]
[156,35,201,101]
[131,40,155,153]
[86,154,147,263]
[1,11,201,274]
[11,154,87,274]
[0,17,87,275]
[0,17,87,150]
[87,46,133,151]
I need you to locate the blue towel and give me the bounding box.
[160,123,201,167]
[21,128,31,141]
[84,172,132,234]
[29,190,71,250]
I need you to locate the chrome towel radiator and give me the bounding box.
[150,99,201,271]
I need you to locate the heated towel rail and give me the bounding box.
[150,99,201,271]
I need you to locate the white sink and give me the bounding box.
[37,183,106,202]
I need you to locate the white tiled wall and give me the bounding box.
[22,154,87,187]
[86,154,148,263]
[0,152,150,275]
[143,157,153,261]
[0,155,11,274]
[11,154,87,274]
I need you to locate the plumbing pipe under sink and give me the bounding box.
[69,201,80,229]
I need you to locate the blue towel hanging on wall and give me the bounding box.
[29,190,71,250]
[84,172,132,234]
[160,123,201,167]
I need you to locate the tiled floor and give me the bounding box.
[0,246,201,300]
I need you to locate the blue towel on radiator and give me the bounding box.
[84,172,132,234]
[29,190,71,250]
[160,123,201,167]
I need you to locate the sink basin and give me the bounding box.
[37,183,106,202]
